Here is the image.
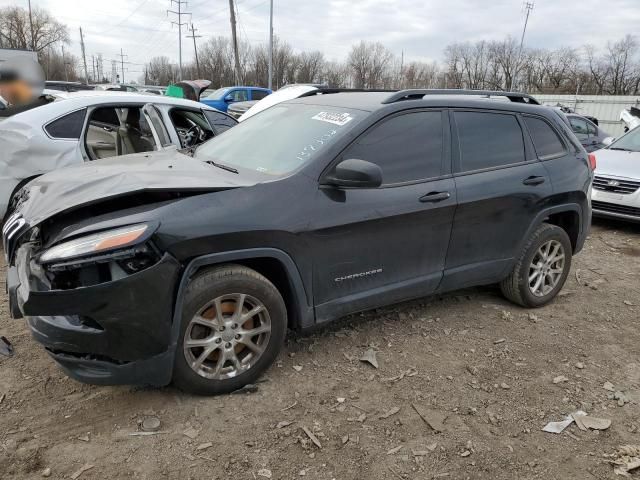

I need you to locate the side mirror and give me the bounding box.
[323,159,382,189]
[602,136,615,146]
[224,94,234,103]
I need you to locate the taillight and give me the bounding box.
[588,153,596,170]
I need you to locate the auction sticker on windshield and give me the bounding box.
[312,111,354,126]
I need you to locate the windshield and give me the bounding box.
[195,104,365,176]
[609,127,640,153]
[205,88,229,100]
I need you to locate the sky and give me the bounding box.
[2,0,640,79]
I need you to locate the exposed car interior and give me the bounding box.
[84,106,156,159]
[169,108,215,147]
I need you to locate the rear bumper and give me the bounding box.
[8,246,182,386]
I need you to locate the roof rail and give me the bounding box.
[299,88,396,98]
[381,89,541,105]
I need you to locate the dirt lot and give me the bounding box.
[1,219,639,480]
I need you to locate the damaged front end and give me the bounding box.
[5,213,182,386]
[3,149,257,386]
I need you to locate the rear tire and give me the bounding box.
[172,264,287,395]
[500,223,572,308]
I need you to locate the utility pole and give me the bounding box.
[186,23,202,78]
[97,54,104,82]
[61,45,69,81]
[91,55,96,83]
[510,1,534,91]
[268,0,273,90]
[228,0,242,84]
[117,48,128,83]
[79,27,89,85]
[111,60,118,83]
[27,0,35,51]
[167,0,191,81]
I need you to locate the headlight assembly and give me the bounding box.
[39,224,149,263]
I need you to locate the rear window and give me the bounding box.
[455,111,525,172]
[524,116,566,158]
[44,108,87,139]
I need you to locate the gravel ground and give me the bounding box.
[1,218,639,480]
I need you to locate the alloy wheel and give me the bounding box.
[183,293,271,380]
[528,239,565,297]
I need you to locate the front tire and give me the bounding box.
[501,223,572,308]
[173,264,287,395]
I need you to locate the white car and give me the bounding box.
[239,84,322,122]
[620,107,640,133]
[0,91,237,218]
[591,126,640,222]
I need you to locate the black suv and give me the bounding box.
[4,89,593,394]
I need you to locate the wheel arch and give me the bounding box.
[521,203,585,255]
[170,248,314,345]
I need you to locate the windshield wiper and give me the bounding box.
[205,160,239,174]
[609,147,632,151]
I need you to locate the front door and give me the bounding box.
[309,110,457,321]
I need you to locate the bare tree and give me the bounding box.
[489,37,520,90]
[348,41,393,89]
[297,51,325,83]
[323,61,349,88]
[146,56,179,86]
[0,6,68,53]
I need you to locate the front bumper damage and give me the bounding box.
[8,244,182,386]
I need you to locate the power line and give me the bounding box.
[167,0,191,81]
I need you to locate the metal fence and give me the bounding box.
[535,94,640,137]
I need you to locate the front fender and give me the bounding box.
[169,248,314,347]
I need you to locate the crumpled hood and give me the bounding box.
[593,148,640,180]
[14,148,257,226]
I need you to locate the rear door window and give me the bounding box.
[251,90,269,101]
[454,111,525,172]
[44,109,87,139]
[343,111,444,185]
[523,116,566,159]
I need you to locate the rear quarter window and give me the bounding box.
[524,116,566,159]
[44,108,87,139]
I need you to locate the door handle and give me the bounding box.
[419,191,451,203]
[523,176,546,186]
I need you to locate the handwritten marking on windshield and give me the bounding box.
[296,129,338,162]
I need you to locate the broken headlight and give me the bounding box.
[40,224,149,263]
[38,224,161,290]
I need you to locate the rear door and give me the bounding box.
[442,110,552,289]
[311,109,456,320]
